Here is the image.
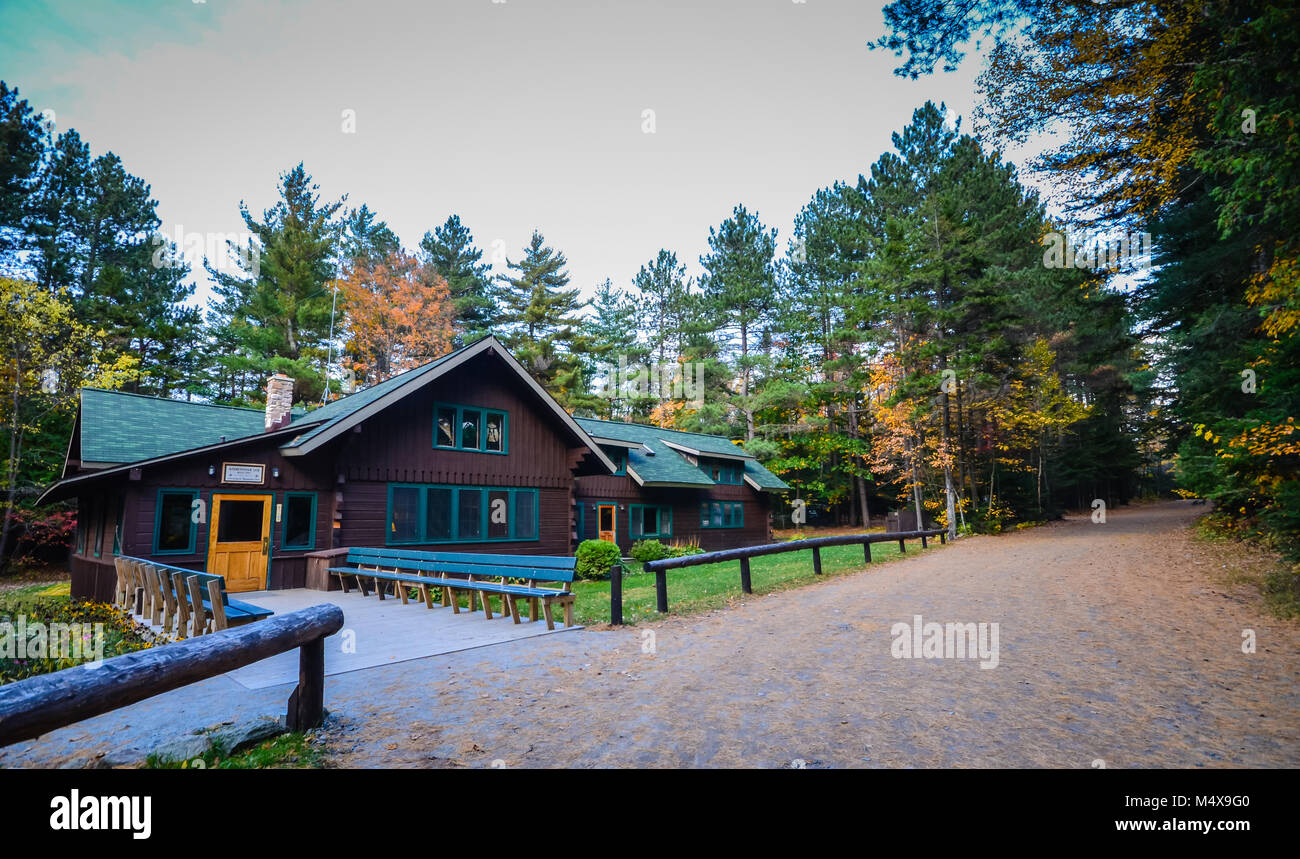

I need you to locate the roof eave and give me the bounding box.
[639,481,719,489]
[587,435,643,450]
[37,423,320,505]
[658,438,752,462]
[279,337,620,476]
[743,473,790,492]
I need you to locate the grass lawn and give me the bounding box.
[572,537,945,625]
[146,732,327,769]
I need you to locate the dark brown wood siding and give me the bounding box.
[326,354,583,556]
[70,554,117,603]
[67,434,336,598]
[330,354,577,490]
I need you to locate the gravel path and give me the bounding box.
[4,500,1296,768]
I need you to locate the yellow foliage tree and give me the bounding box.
[1,278,138,567]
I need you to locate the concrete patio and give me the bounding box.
[224,587,581,689]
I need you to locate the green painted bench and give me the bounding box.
[327,548,578,629]
[115,556,273,637]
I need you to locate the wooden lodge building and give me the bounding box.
[39,336,789,601]
[573,418,788,554]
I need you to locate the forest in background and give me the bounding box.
[1,0,1296,570]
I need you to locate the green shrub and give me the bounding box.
[575,539,622,580]
[630,539,671,564]
[666,543,705,558]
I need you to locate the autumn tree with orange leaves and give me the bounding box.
[339,250,457,386]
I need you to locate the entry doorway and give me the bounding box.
[207,493,272,592]
[597,504,617,545]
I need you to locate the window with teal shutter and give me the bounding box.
[632,504,672,538]
[701,501,743,529]
[387,484,539,544]
[282,492,317,550]
[433,402,508,454]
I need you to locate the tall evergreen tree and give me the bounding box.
[17,122,199,399]
[341,204,399,268]
[495,230,593,410]
[420,214,496,346]
[0,82,45,262]
[581,278,645,419]
[207,163,344,403]
[699,204,779,441]
[632,249,690,364]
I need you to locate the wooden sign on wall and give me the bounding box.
[222,462,265,484]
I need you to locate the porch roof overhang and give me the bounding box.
[36,423,317,505]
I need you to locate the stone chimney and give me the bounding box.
[265,373,294,432]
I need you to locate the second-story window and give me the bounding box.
[699,457,744,484]
[434,402,508,454]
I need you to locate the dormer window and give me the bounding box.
[699,457,743,484]
[600,445,628,476]
[434,402,508,454]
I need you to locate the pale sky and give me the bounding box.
[1,0,1003,307]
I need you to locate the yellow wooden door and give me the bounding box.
[597,504,617,544]
[208,494,272,592]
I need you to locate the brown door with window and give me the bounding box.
[597,504,617,545]
[207,494,272,592]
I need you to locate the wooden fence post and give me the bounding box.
[610,563,623,626]
[287,635,326,732]
[639,529,942,611]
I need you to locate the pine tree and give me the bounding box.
[632,249,689,364]
[206,163,344,403]
[341,204,399,268]
[495,230,592,410]
[420,214,496,346]
[0,82,45,261]
[699,204,778,441]
[582,278,644,419]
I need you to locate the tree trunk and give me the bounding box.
[740,320,754,442]
[1,362,23,572]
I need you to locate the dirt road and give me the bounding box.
[4,500,1296,768]
[320,500,1298,768]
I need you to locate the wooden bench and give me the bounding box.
[327,548,578,630]
[113,556,273,638]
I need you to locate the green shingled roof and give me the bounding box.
[575,417,789,491]
[280,343,472,450]
[78,389,273,464]
[743,457,791,490]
